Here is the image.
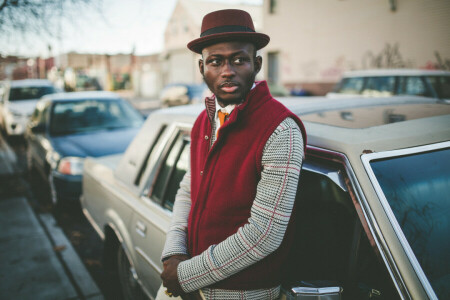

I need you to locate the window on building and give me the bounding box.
[269,0,278,14]
[268,52,279,84]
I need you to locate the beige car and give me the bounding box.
[81,95,450,300]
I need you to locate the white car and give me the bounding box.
[81,95,450,300]
[327,69,450,101]
[0,79,58,136]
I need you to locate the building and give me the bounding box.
[162,0,263,86]
[263,0,450,95]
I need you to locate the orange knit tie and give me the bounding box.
[218,111,229,127]
[217,111,229,139]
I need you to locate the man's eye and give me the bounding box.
[209,59,220,65]
[234,58,244,64]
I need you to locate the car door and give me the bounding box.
[129,124,190,297]
[282,153,402,300]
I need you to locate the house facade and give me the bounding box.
[162,0,263,86]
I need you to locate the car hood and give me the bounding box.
[7,100,39,116]
[51,127,140,158]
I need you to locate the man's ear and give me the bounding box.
[254,56,262,75]
[199,59,204,75]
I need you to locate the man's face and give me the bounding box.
[199,41,262,106]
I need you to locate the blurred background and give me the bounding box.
[2,0,449,100]
[1,1,449,299]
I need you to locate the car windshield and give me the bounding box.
[9,86,56,101]
[369,147,450,299]
[426,75,450,99]
[50,98,144,136]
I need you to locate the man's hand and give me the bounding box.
[161,255,189,297]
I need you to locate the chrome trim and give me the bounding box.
[140,122,192,197]
[135,246,163,274]
[307,145,410,299]
[291,286,342,295]
[361,141,449,300]
[303,160,347,192]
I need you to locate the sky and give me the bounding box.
[0,0,262,58]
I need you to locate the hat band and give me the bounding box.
[200,25,255,37]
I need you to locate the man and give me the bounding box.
[159,9,307,300]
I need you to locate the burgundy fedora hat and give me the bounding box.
[187,9,270,54]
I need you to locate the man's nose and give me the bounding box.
[221,60,235,77]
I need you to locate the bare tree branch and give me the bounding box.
[0,0,102,40]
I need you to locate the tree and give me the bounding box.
[0,0,101,39]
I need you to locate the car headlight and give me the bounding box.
[57,157,85,175]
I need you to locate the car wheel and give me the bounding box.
[117,245,147,300]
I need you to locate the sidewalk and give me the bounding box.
[0,137,103,300]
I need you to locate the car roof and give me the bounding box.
[9,79,54,87]
[342,69,450,77]
[150,95,450,157]
[41,91,121,102]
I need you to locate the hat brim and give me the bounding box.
[187,32,270,54]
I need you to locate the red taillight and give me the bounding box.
[59,161,71,175]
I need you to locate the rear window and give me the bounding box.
[9,86,56,101]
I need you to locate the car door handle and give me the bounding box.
[136,220,147,237]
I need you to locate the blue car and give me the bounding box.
[25,91,144,208]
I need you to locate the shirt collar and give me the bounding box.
[205,83,256,122]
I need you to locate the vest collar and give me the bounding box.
[204,80,270,124]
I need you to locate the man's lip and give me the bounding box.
[221,86,238,93]
[219,82,239,93]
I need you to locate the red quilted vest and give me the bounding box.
[188,81,307,289]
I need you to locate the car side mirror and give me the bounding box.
[30,123,46,134]
[284,281,343,300]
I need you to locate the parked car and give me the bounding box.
[81,95,449,300]
[0,79,58,136]
[25,91,144,208]
[327,69,450,101]
[160,83,209,107]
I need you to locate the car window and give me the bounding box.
[370,147,450,299]
[361,76,395,97]
[9,86,56,101]
[151,132,189,211]
[49,99,143,136]
[335,77,364,94]
[285,161,400,299]
[396,76,430,97]
[134,125,167,186]
[427,75,450,99]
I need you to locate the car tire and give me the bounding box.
[117,245,147,300]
